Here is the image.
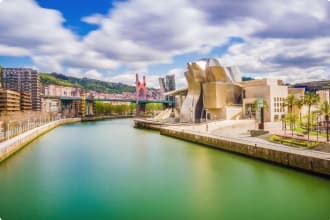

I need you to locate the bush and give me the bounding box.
[94,101,135,115]
[269,135,319,148]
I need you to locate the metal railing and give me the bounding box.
[0,114,65,142]
[0,118,79,157]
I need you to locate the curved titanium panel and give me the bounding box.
[180,58,242,123]
[180,71,203,123]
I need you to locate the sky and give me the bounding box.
[0,0,329,88]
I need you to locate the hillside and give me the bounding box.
[40,73,136,94]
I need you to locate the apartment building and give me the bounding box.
[1,68,41,111]
[20,92,32,111]
[0,89,21,112]
[41,97,59,113]
[43,84,81,97]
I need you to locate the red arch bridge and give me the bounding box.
[43,96,175,117]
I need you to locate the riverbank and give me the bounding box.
[82,115,134,122]
[134,118,330,176]
[133,118,163,130]
[0,118,80,163]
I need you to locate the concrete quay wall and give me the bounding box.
[0,118,81,163]
[134,118,162,130]
[82,115,133,122]
[160,127,330,177]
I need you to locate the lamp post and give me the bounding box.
[316,115,318,141]
[257,98,264,130]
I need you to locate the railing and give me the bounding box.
[44,96,175,104]
[0,118,80,160]
[0,115,65,142]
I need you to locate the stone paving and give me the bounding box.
[165,120,330,160]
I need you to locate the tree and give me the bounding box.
[129,103,136,115]
[285,112,298,136]
[311,110,320,138]
[146,103,163,113]
[284,95,296,133]
[304,92,320,141]
[320,101,330,142]
[284,95,296,113]
[294,98,304,125]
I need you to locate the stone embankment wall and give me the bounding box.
[160,128,330,177]
[0,118,81,163]
[82,115,133,122]
[134,119,162,130]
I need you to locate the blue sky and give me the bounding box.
[36,0,112,36]
[0,0,329,87]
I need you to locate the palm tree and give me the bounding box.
[311,110,320,139]
[284,95,296,135]
[320,101,330,142]
[304,92,320,141]
[295,98,304,125]
[285,112,298,136]
[285,95,296,113]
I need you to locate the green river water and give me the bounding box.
[0,119,329,220]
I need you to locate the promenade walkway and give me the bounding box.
[0,118,80,162]
[164,122,330,161]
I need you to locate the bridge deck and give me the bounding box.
[43,96,174,104]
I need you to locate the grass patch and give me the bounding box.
[294,127,327,138]
[294,127,306,134]
[269,135,320,148]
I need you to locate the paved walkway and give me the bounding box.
[0,118,80,153]
[165,122,330,160]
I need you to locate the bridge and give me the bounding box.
[43,73,175,117]
[44,96,174,117]
[56,96,174,104]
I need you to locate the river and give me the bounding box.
[0,119,329,220]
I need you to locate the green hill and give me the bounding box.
[40,73,136,94]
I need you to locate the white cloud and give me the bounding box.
[106,72,161,88]
[265,67,330,83]
[0,0,120,72]
[221,37,330,83]
[85,69,103,79]
[81,13,105,25]
[0,44,30,56]
[67,67,83,78]
[0,0,329,86]
[82,0,261,70]
[66,68,105,80]
[106,73,136,86]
